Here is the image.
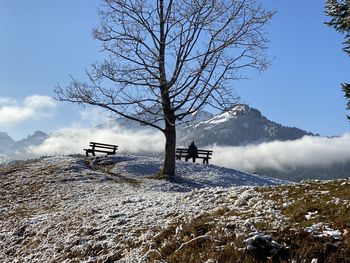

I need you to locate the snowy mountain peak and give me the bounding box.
[177,104,313,147]
[200,104,261,125]
[226,104,263,118]
[229,103,251,114]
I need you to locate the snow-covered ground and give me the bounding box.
[1,155,347,262]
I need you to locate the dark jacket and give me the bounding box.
[188,143,198,157]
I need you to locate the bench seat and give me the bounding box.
[84,142,118,157]
[176,148,213,164]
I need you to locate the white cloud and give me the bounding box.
[0,95,57,125]
[79,107,111,127]
[0,97,17,106]
[28,125,164,156]
[210,134,350,172]
[26,124,350,174]
[24,95,57,109]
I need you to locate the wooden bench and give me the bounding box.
[84,142,118,157]
[176,148,213,164]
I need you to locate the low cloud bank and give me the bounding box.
[28,126,164,156]
[27,126,350,175]
[0,154,10,164]
[211,134,350,172]
[0,95,57,125]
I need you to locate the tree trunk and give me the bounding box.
[158,0,176,177]
[163,120,176,177]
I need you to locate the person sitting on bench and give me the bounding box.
[185,141,199,162]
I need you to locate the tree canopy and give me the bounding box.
[325,0,350,120]
[56,0,274,176]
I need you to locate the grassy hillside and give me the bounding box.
[143,180,350,262]
[0,156,349,262]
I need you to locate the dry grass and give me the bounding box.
[2,157,349,262]
[257,179,350,262]
[258,180,350,230]
[142,179,350,262]
[147,168,168,180]
[146,215,250,263]
[84,158,140,186]
[0,159,38,175]
[273,228,350,263]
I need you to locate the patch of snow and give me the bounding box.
[305,211,318,220]
[282,201,294,208]
[305,223,342,240]
[0,155,291,262]
[205,112,233,124]
[305,222,324,233]
[112,155,289,189]
[244,231,283,255]
[320,230,342,240]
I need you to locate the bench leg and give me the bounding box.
[86,150,96,157]
[192,157,196,163]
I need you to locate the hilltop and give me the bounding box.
[0,155,349,262]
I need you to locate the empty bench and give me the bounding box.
[84,142,118,157]
[176,148,213,164]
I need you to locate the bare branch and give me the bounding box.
[55,0,273,176]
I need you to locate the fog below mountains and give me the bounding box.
[2,104,350,181]
[28,126,165,156]
[23,126,350,181]
[213,134,350,171]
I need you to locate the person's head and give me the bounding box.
[190,141,195,146]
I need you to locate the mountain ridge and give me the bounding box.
[2,105,348,183]
[0,104,315,153]
[95,104,316,147]
[0,130,48,156]
[178,104,315,147]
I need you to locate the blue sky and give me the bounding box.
[0,0,349,140]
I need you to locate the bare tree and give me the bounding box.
[55,0,274,177]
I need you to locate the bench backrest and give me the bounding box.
[176,148,213,156]
[89,142,118,150]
